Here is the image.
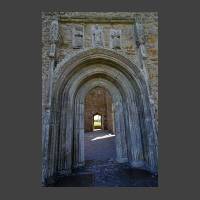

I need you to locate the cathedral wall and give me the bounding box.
[42,12,158,121]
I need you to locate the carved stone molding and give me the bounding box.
[49,43,56,57]
[49,20,59,43]
[134,22,148,60]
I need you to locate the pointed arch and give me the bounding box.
[45,48,158,182]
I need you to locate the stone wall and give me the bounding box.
[42,12,158,122]
[42,13,159,183]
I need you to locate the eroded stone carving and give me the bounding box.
[49,43,56,57]
[72,26,83,49]
[135,22,148,59]
[49,20,59,58]
[92,25,103,47]
[139,44,147,59]
[135,22,145,45]
[49,20,59,43]
[110,29,121,49]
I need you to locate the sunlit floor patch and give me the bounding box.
[91,133,115,141]
[93,128,102,131]
[85,131,116,161]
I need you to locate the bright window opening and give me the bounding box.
[93,114,102,131]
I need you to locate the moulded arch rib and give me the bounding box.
[46,48,158,182]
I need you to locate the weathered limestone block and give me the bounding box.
[146,26,158,59]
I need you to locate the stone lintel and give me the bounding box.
[59,17,134,24]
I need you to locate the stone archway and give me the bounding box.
[74,78,128,167]
[44,48,158,183]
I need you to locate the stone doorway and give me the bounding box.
[42,48,158,185]
[84,87,113,132]
[84,86,116,162]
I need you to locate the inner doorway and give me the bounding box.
[84,86,116,161]
[84,86,113,133]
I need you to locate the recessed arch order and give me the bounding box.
[47,48,158,180]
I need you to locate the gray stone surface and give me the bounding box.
[110,29,121,49]
[92,25,104,47]
[42,12,158,186]
[72,25,84,49]
[84,131,116,161]
[50,160,158,187]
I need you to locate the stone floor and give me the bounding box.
[84,130,116,161]
[51,131,158,187]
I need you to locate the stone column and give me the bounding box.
[42,19,59,185]
[73,99,85,168]
[113,101,128,163]
[134,20,149,82]
[134,19,158,173]
[125,97,144,167]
